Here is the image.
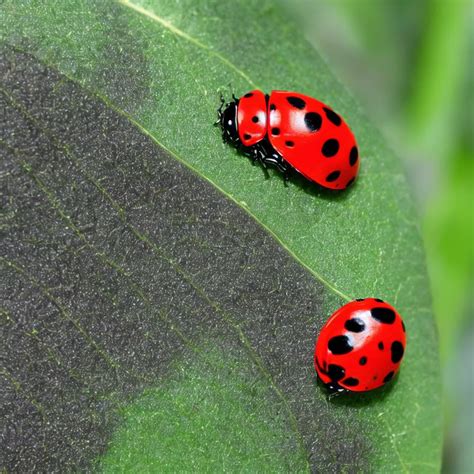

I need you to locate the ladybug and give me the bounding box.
[218,90,359,189]
[314,298,406,393]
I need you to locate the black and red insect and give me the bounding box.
[314,298,406,393]
[218,90,359,190]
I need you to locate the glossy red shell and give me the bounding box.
[314,299,406,392]
[236,90,359,189]
[268,91,359,190]
[237,90,267,147]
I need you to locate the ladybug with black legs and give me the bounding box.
[314,298,406,393]
[218,90,359,190]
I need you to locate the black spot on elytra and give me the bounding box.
[271,127,280,136]
[327,364,345,381]
[343,377,359,387]
[328,335,353,355]
[270,104,276,111]
[402,321,406,332]
[287,96,306,109]
[356,298,365,302]
[251,116,259,123]
[344,317,365,333]
[346,178,355,188]
[304,112,322,132]
[383,371,394,383]
[359,356,367,366]
[375,298,384,303]
[349,146,359,166]
[323,107,342,126]
[326,170,341,182]
[322,139,340,158]
[244,92,253,98]
[285,140,295,147]
[244,133,251,140]
[371,307,396,324]
[391,341,404,363]
[378,341,384,350]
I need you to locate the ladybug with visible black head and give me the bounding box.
[218,90,359,190]
[314,298,406,393]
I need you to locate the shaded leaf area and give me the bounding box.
[98,349,308,472]
[0,48,371,472]
[0,0,442,471]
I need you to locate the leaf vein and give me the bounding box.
[117,0,259,89]
[1,256,120,373]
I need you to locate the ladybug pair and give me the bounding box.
[219,90,406,393]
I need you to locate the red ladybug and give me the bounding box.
[314,298,406,392]
[218,90,359,189]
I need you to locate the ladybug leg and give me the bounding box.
[279,161,291,187]
[260,164,271,179]
[253,149,271,178]
[253,138,292,183]
[323,380,348,400]
[243,145,271,178]
[247,146,259,164]
[327,389,345,401]
[261,154,291,185]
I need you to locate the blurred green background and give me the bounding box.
[277,0,473,472]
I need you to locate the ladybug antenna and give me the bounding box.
[215,93,226,126]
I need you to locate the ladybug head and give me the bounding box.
[218,98,240,146]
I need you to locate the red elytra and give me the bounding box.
[314,298,406,392]
[237,91,267,146]
[218,90,359,190]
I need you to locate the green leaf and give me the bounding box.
[98,348,309,472]
[0,1,441,472]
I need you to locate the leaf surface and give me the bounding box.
[0,1,441,472]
